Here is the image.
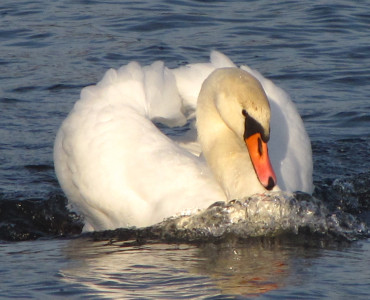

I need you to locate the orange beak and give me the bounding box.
[245,133,277,190]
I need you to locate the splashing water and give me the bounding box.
[1,173,369,243]
[152,191,367,242]
[87,185,368,245]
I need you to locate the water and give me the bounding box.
[1,0,369,298]
[1,238,369,299]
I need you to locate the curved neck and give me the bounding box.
[197,101,266,200]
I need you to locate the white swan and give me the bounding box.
[54,51,313,231]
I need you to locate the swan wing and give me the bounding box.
[54,61,225,231]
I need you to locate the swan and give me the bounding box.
[54,51,313,231]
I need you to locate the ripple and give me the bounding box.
[0,195,83,241]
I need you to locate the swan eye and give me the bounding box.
[242,109,248,117]
[258,137,263,156]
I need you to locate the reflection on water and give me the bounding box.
[61,239,219,298]
[1,235,367,299]
[61,237,319,298]
[192,241,291,296]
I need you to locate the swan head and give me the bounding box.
[197,68,277,198]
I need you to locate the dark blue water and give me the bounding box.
[1,0,369,298]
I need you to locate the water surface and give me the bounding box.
[0,0,369,298]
